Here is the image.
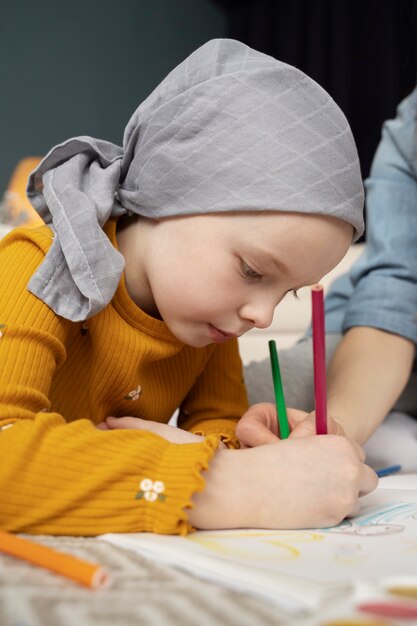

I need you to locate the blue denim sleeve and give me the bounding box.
[324,88,417,344]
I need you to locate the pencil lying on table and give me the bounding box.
[311,285,328,435]
[0,529,110,589]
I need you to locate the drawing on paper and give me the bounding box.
[183,501,417,567]
[333,542,365,566]
[325,502,417,537]
[187,530,324,560]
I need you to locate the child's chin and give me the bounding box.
[168,327,210,348]
[180,333,212,349]
[185,337,212,348]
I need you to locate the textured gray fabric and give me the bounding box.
[0,536,287,626]
[244,334,417,416]
[27,38,364,322]
[244,335,342,410]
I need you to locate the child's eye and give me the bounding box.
[240,260,262,280]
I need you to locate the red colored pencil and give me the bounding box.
[311,285,327,435]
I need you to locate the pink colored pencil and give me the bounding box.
[311,285,327,434]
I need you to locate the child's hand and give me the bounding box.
[236,403,346,448]
[289,411,346,439]
[236,403,311,448]
[96,416,206,445]
[189,435,378,530]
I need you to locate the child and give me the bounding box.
[0,39,377,536]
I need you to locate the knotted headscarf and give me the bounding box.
[27,38,364,321]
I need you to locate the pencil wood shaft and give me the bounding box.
[268,340,290,439]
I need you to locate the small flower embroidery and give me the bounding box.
[0,324,6,338]
[135,478,166,502]
[124,385,142,401]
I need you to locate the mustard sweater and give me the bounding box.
[0,221,248,535]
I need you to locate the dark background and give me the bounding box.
[0,0,226,193]
[2,0,416,194]
[215,0,417,179]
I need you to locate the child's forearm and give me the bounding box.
[327,327,415,444]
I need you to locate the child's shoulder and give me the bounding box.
[0,223,54,255]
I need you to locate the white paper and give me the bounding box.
[100,474,417,614]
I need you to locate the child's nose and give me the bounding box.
[240,300,275,330]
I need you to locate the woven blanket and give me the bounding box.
[0,535,284,626]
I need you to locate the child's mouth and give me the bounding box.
[207,324,235,343]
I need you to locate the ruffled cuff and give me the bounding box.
[141,435,220,535]
[189,418,240,449]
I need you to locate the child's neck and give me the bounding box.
[116,215,161,320]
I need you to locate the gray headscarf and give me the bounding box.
[27,38,364,322]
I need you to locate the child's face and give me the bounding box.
[120,212,352,348]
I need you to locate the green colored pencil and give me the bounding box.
[268,340,290,439]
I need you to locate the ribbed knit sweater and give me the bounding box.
[0,220,248,535]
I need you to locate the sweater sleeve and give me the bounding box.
[0,228,219,535]
[323,90,417,342]
[177,339,249,448]
[341,90,417,343]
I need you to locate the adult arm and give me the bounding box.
[327,327,415,442]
